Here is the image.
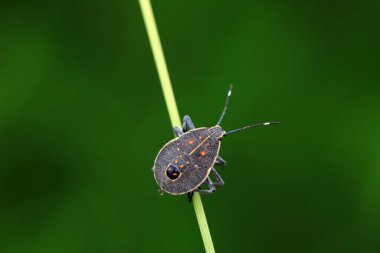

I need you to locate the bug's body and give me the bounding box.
[154,126,224,195]
[152,85,279,200]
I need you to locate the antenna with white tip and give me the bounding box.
[216,84,233,126]
[216,85,280,138]
[222,122,280,138]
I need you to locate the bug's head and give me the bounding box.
[208,125,226,140]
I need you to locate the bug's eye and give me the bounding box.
[166,164,181,180]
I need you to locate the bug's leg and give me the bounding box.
[173,126,183,137]
[194,188,215,194]
[195,177,215,194]
[211,167,225,187]
[187,192,194,202]
[183,115,196,132]
[215,156,227,167]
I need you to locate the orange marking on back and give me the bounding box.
[189,135,212,155]
[179,164,185,169]
[174,159,178,163]
[188,140,194,145]
[200,150,206,156]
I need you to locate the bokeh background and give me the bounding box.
[1,1,379,252]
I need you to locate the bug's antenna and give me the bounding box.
[217,84,233,126]
[222,122,280,138]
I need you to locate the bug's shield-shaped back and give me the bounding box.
[154,128,221,195]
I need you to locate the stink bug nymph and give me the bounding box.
[153,85,279,201]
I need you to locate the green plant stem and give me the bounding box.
[139,1,215,252]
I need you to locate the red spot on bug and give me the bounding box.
[200,150,206,157]
[188,140,194,145]
[179,164,185,169]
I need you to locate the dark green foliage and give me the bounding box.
[0,0,379,253]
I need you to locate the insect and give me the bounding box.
[153,85,279,201]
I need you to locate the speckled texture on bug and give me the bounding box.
[154,127,222,194]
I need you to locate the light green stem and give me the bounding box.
[139,1,215,252]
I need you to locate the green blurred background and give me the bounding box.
[1,1,379,252]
